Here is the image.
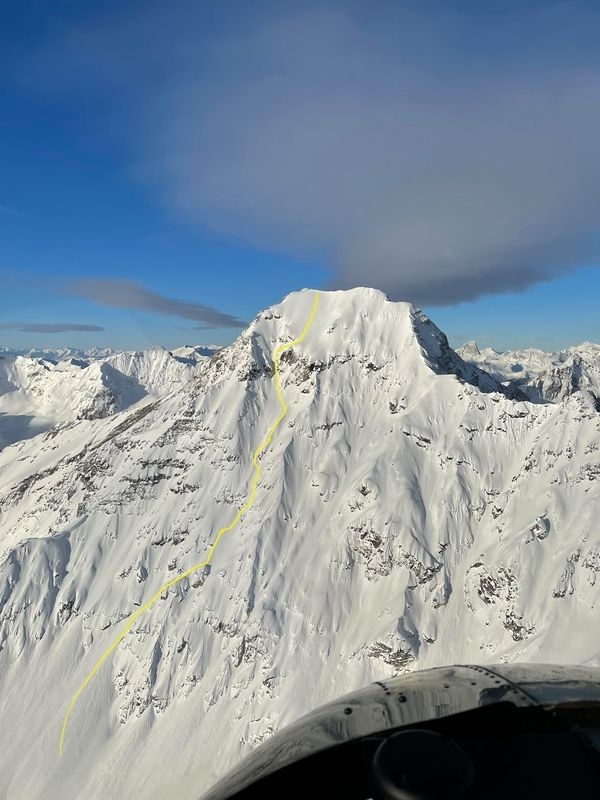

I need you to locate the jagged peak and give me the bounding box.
[459,340,481,356]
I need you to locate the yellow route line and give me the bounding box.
[59,292,320,756]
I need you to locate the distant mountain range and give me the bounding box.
[0,345,120,360]
[457,340,600,404]
[0,345,222,361]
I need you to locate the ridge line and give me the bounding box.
[58,291,320,756]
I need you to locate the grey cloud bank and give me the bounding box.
[151,13,600,305]
[28,2,600,305]
[68,278,247,328]
[0,322,105,333]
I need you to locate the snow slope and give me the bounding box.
[0,288,598,799]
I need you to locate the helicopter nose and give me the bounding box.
[371,729,475,800]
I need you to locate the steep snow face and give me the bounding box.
[458,341,600,404]
[0,288,599,800]
[0,347,215,449]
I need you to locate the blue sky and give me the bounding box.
[1,1,599,352]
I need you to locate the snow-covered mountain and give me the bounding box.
[0,288,598,800]
[0,345,220,449]
[458,340,600,404]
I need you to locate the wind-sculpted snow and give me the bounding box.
[0,288,598,800]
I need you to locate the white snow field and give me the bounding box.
[0,288,598,799]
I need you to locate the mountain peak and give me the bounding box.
[251,288,417,361]
[460,340,481,357]
[240,288,516,400]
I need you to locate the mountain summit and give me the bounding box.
[0,288,598,799]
